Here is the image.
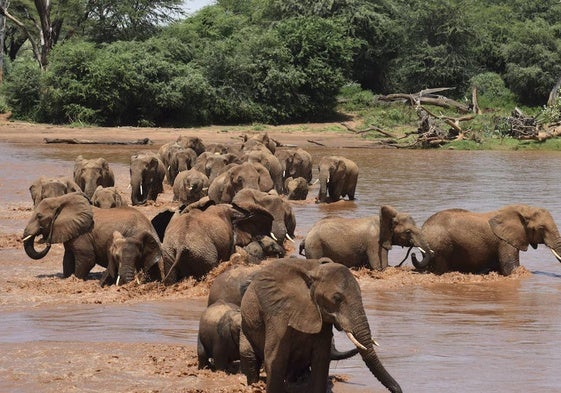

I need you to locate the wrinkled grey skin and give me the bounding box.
[207,264,262,306]
[197,300,242,372]
[73,155,115,199]
[243,235,286,264]
[241,132,277,154]
[232,188,296,246]
[239,258,402,393]
[317,155,359,203]
[412,204,561,275]
[22,193,163,281]
[169,147,197,185]
[29,176,81,207]
[130,152,165,205]
[194,152,240,183]
[100,230,163,286]
[275,147,313,184]
[176,135,206,156]
[160,202,275,282]
[300,205,430,270]
[207,162,274,204]
[284,176,309,200]
[172,168,210,205]
[241,147,284,194]
[91,186,127,208]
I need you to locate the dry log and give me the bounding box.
[378,89,470,113]
[44,137,153,145]
[340,122,395,138]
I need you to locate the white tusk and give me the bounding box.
[22,234,33,242]
[202,187,208,191]
[373,339,380,347]
[285,233,295,243]
[346,332,367,351]
[116,276,121,286]
[270,232,278,241]
[189,186,194,191]
[140,185,143,195]
[136,276,141,285]
[417,247,426,254]
[312,179,319,185]
[552,248,561,260]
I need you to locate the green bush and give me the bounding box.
[2,60,42,120]
[469,72,516,109]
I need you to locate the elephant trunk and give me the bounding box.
[411,250,431,270]
[547,238,561,263]
[23,234,52,260]
[131,179,146,205]
[346,306,402,393]
[117,265,136,285]
[318,170,328,202]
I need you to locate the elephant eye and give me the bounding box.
[332,292,343,304]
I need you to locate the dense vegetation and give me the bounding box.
[2,0,561,130]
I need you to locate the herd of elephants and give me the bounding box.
[20,132,561,393]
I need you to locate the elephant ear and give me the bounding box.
[138,231,164,280]
[29,177,45,206]
[489,207,529,251]
[254,259,322,334]
[48,193,94,243]
[379,205,399,250]
[65,178,82,193]
[230,202,274,246]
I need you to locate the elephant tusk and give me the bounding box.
[373,339,380,347]
[311,179,319,185]
[202,187,208,191]
[285,233,295,243]
[116,276,121,286]
[270,232,278,241]
[140,184,143,196]
[552,248,561,261]
[136,276,141,285]
[22,234,33,242]
[417,247,426,254]
[346,332,367,351]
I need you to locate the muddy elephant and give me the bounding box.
[197,300,242,372]
[194,152,240,183]
[158,142,198,185]
[275,148,313,184]
[317,155,358,203]
[207,264,262,306]
[242,148,284,194]
[241,132,277,154]
[239,257,402,393]
[412,204,561,275]
[73,155,115,199]
[172,168,210,205]
[284,176,309,200]
[300,205,430,270]
[176,135,206,156]
[160,201,275,282]
[29,176,81,207]
[232,188,296,245]
[91,186,127,208]
[243,235,286,264]
[22,193,163,282]
[101,230,163,286]
[207,162,274,204]
[130,151,165,205]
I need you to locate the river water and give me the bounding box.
[2,141,561,392]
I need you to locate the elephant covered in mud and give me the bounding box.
[197,300,242,372]
[412,204,561,275]
[22,193,163,282]
[207,162,273,204]
[29,176,81,207]
[300,205,429,270]
[317,155,358,203]
[284,176,309,200]
[130,151,165,205]
[73,155,115,199]
[172,168,210,205]
[275,147,313,184]
[239,257,402,393]
[91,186,127,208]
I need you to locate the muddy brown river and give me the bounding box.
[2,138,561,392]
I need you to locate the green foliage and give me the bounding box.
[338,83,375,111]
[469,72,516,109]
[2,59,42,120]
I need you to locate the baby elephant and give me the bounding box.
[91,186,127,208]
[197,300,242,372]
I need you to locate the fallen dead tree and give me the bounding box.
[498,108,561,142]
[44,137,153,145]
[378,87,472,114]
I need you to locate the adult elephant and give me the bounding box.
[73,155,115,199]
[241,132,277,154]
[91,186,127,208]
[172,168,210,205]
[197,300,242,372]
[239,257,402,393]
[130,151,165,206]
[242,147,284,194]
[207,162,273,204]
[300,205,430,270]
[232,188,296,245]
[176,135,206,156]
[22,193,163,282]
[161,201,275,282]
[194,152,240,183]
[29,176,81,207]
[317,155,358,203]
[275,147,313,184]
[412,204,561,275]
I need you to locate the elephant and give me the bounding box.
[239,257,402,393]
[275,148,313,184]
[100,230,163,286]
[207,264,262,306]
[176,135,206,156]
[130,151,165,205]
[205,143,237,155]
[317,155,358,203]
[91,186,127,208]
[284,176,309,200]
[232,188,296,245]
[243,235,286,264]
[29,176,81,207]
[160,201,275,282]
[411,204,561,275]
[241,132,277,154]
[300,205,430,270]
[207,162,274,204]
[172,168,210,205]
[194,152,241,183]
[241,147,284,194]
[158,142,198,185]
[73,155,115,199]
[22,193,163,281]
[197,300,242,372]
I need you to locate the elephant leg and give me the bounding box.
[212,344,229,371]
[309,337,331,393]
[240,332,261,385]
[62,246,75,278]
[497,243,520,276]
[264,342,289,393]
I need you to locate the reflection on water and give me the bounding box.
[3,142,561,392]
